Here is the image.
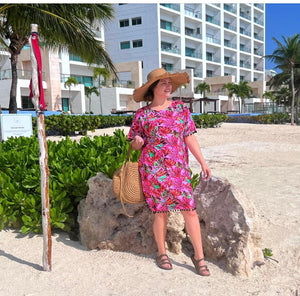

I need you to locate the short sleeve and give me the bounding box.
[127,109,144,141]
[183,104,196,137]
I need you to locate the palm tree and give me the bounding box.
[84,85,99,113]
[93,67,110,114]
[237,80,253,113]
[222,81,252,113]
[195,82,210,98]
[222,82,238,112]
[64,77,78,113]
[0,4,117,113]
[263,91,276,113]
[265,34,300,125]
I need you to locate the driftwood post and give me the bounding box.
[29,24,52,271]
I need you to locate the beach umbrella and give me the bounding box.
[29,24,52,272]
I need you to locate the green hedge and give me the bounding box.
[226,113,290,124]
[32,113,227,137]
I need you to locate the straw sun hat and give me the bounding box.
[133,68,190,102]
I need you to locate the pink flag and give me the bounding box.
[29,32,45,111]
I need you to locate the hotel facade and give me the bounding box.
[0,3,266,114]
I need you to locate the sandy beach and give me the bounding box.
[0,122,299,296]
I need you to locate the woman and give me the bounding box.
[128,68,211,276]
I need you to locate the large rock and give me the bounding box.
[193,176,264,276]
[78,173,264,276]
[77,173,185,255]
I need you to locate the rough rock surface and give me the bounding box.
[193,176,265,276]
[77,173,185,255]
[78,173,264,276]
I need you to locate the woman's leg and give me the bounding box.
[153,212,172,269]
[182,210,210,275]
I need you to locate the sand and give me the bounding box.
[0,123,299,296]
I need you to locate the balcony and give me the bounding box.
[254,34,264,41]
[224,40,237,49]
[240,28,251,37]
[254,49,263,56]
[240,62,251,69]
[206,56,221,63]
[254,18,264,26]
[161,23,180,34]
[240,45,251,53]
[160,4,180,12]
[184,7,202,19]
[224,23,236,32]
[185,51,202,59]
[161,46,180,55]
[254,4,264,10]
[206,34,221,45]
[224,59,236,66]
[0,69,45,80]
[206,15,220,26]
[240,11,251,21]
[185,29,202,40]
[224,4,236,14]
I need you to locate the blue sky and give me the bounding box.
[265,3,300,70]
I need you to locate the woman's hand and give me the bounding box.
[201,164,211,180]
[131,135,144,150]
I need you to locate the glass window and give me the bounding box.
[120,19,129,27]
[207,70,213,77]
[185,47,195,57]
[160,20,172,30]
[162,63,173,71]
[206,52,213,61]
[132,39,143,48]
[21,96,34,109]
[132,17,142,26]
[120,41,130,49]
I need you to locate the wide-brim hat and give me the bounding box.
[133,68,190,102]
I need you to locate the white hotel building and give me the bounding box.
[0,3,266,114]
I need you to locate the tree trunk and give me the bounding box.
[290,68,295,125]
[9,53,18,113]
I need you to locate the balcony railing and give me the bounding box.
[254,34,264,41]
[224,4,236,14]
[240,29,251,37]
[254,49,263,56]
[184,7,202,19]
[0,69,45,80]
[224,23,236,32]
[185,30,202,40]
[240,45,251,53]
[240,12,251,20]
[224,41,237,49]
[254,3,264,10]
[206,56,221,63]
[206,17,220,26]
[160,4,180,12]
[254,18,264,26]
[206,35,221,44]
[161,24,180,34]
[161,46,180,55]
[185,52,202,59]
[224,60,237,66]
[240,62,251,69]
[194,71,203,78]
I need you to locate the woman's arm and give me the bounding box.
[184,134,211,180]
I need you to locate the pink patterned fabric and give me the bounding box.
[127,101,197,213]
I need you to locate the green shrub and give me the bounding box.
[0,130,141,235]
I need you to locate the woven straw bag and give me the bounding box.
[113,144,145,217]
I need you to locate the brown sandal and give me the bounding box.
[156,254,173,270]
[191,255,210,276]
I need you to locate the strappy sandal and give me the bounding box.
[156,254,173,270]
[191,255,210,276]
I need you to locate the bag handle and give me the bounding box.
[119,143,134,218]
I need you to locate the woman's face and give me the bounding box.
[153,78,172,99]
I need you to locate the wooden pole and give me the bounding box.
[30,24,52,271]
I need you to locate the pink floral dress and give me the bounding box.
[128,101,197,213]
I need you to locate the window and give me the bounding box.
[132,17,142,26]
[240,75,245,81]
[120,19,129,27]
[224,22,230,29]
[186,47,195,57]
[161,41,172,50]
[224,72,230,76]
[72,75,93,87]
[224,39,230,47]
[207,70,213,77]
[206,15,213,22]
[240,60,244,67]
[120,41,130,49]
[160,20,172,30]
[132,39,143,48]
[206,52,213,61]
[224,56,230,64]
[21,96,34,109]
[162,63,173,71]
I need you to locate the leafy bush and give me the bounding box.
[227,113,290,124]
[0,130,140,235]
